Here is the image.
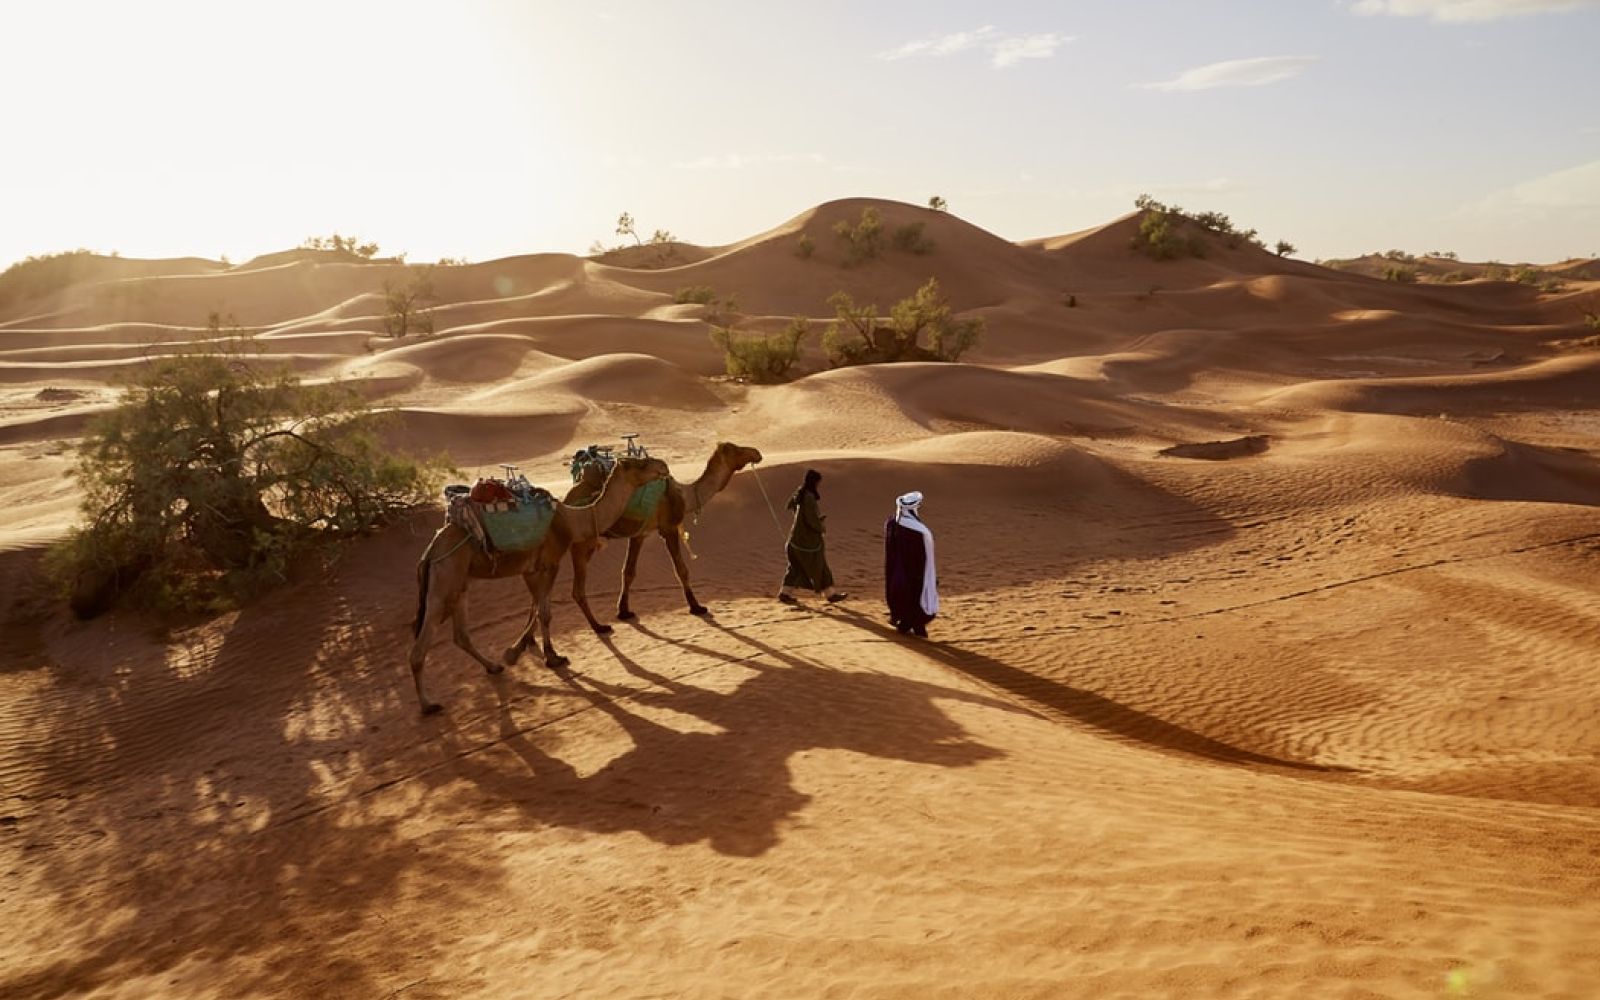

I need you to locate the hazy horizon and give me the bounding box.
[5,0,1598,271]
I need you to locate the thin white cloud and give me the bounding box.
[1143,56,1318,91]
[1506,159,1600,207]
[878,26,1073,68]
[1351,0,1600,22]
[991,33,1073,68]
[1455,159,1600,221]
[877,26,997,60]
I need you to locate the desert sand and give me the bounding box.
[2,199,1598,999]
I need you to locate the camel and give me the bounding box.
[409,455,670,714]
[562,441,763,633]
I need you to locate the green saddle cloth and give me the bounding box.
[569,479,667,528]
[479,496,557,552]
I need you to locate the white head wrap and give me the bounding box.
[895,491,923,519]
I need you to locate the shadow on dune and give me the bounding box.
[819,605,1355,775]
[425,617,1019,859]
[1,570,496,1000]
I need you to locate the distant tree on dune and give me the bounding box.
[300,233,379,259]
[1275,240,1296,257]
[928,195,948,212]
[383,268,437,338]
[616,212,639,245]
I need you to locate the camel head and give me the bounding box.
[716,441,763,471]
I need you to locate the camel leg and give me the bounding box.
[408,576,447,716]
[532,561,570,669]
[449,590,505,676]
[569,540,612,635]
[661,528,708,616]
[615,535,648,621]
[503,571,542,665]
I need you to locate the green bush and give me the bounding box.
[1275,240,1296,258]
[1383,266,1417,284]
[823,278,982,366]
[710,318,808,382]
[833,207,883,267]
[1135,210,1206,260]
[50,329,446,617]
[673,285,718,305]
[1440,270,1470,283]
[796,233,815,259]
[928,195,948,212]
[891,222,935,255]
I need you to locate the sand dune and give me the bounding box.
[2,198,1598,999]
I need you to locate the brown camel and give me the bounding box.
[409,455,670,714]
[562,441,763,633]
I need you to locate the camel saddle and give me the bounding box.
[443,479,557,553]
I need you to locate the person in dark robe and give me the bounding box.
[778,469,847,605]
[884,491,938,637]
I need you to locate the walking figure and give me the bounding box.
[778,469,847,605]
[884,491,938,637]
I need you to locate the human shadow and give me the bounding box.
[428,618,1018,859]
[823,604,1355,774]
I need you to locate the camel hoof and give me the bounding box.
[421,702,444,716]
[501,647,521,666]
[545,655,571,671]
[592,623,614,636]
[616,610,637,621]
[689,604,710,616]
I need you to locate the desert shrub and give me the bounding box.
[796,233,815,259]
[1440,270,1470,283]
[823,279,982,366]
[50,329,446,617]
[1539,276,1567,293]
[383,268,437,337]
[1383,266,1417,284]
[894,278,983,361]
[1275,240,1296,258]
[300,233,378,258]
[1135,210,1206,260]
[710,318,809,383]
[928,195,948,212]
[673,285,717,305]
[833,207,883,267]
[436,256,469,267]
[1512,267,1541,285]
[891,222,935,255]
[822,292,880,366]
[1382,249,1415,262]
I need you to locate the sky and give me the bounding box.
[3,0,1598,270]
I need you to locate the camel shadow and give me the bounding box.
[821,604,1355,775]
[1,556,497,1000]
[427,615,1018,858]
